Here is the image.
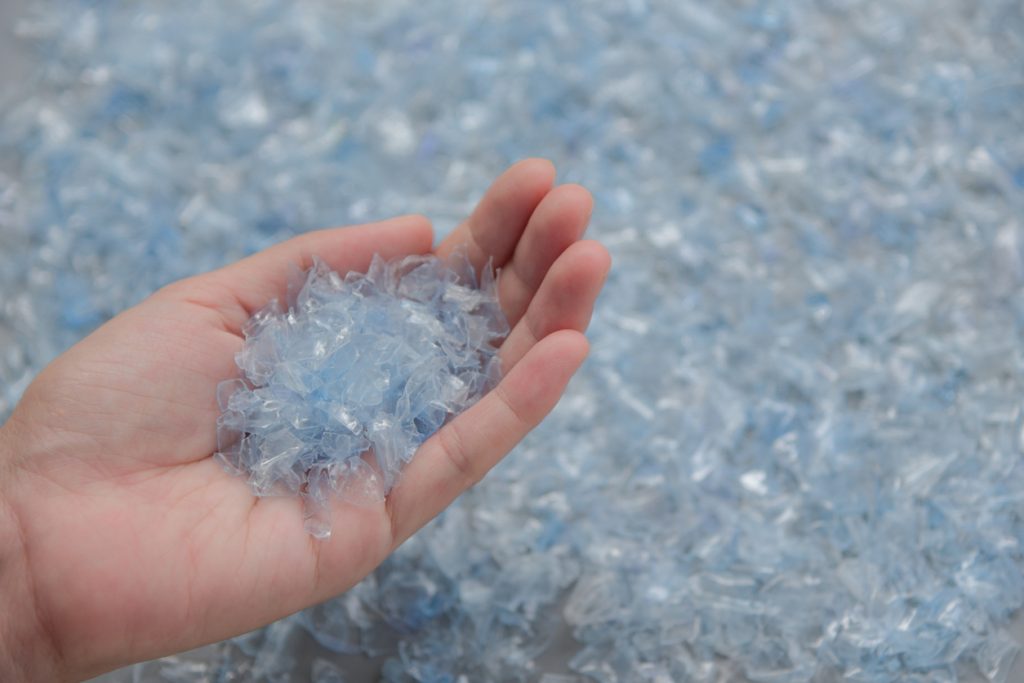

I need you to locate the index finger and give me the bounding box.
[435,158,555,274]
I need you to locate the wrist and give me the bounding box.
[0,423,63,682]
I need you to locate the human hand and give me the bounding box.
[0,159,610,681]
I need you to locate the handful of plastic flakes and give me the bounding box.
[215,253,507,538]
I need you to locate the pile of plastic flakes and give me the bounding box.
[217,253,505,538]
[1,0,1023,682]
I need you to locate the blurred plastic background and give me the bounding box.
[1,1,1023,682]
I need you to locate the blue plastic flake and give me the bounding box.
[2,0,1024,682]
[216,254,505,537]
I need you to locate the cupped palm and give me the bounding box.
[0,160,610,680]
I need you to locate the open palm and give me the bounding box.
[0,160,610,681]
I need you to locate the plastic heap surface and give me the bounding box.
[217,254,505,538]
[1,1,1023,682]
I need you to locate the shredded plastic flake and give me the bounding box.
[1,0,1023,682]
[216,253,505,538]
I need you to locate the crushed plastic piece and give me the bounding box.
[216,254,505,537]
[312,659,347,683]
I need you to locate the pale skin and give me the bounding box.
[0,159,610,681]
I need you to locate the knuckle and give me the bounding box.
[437,422,479,486]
